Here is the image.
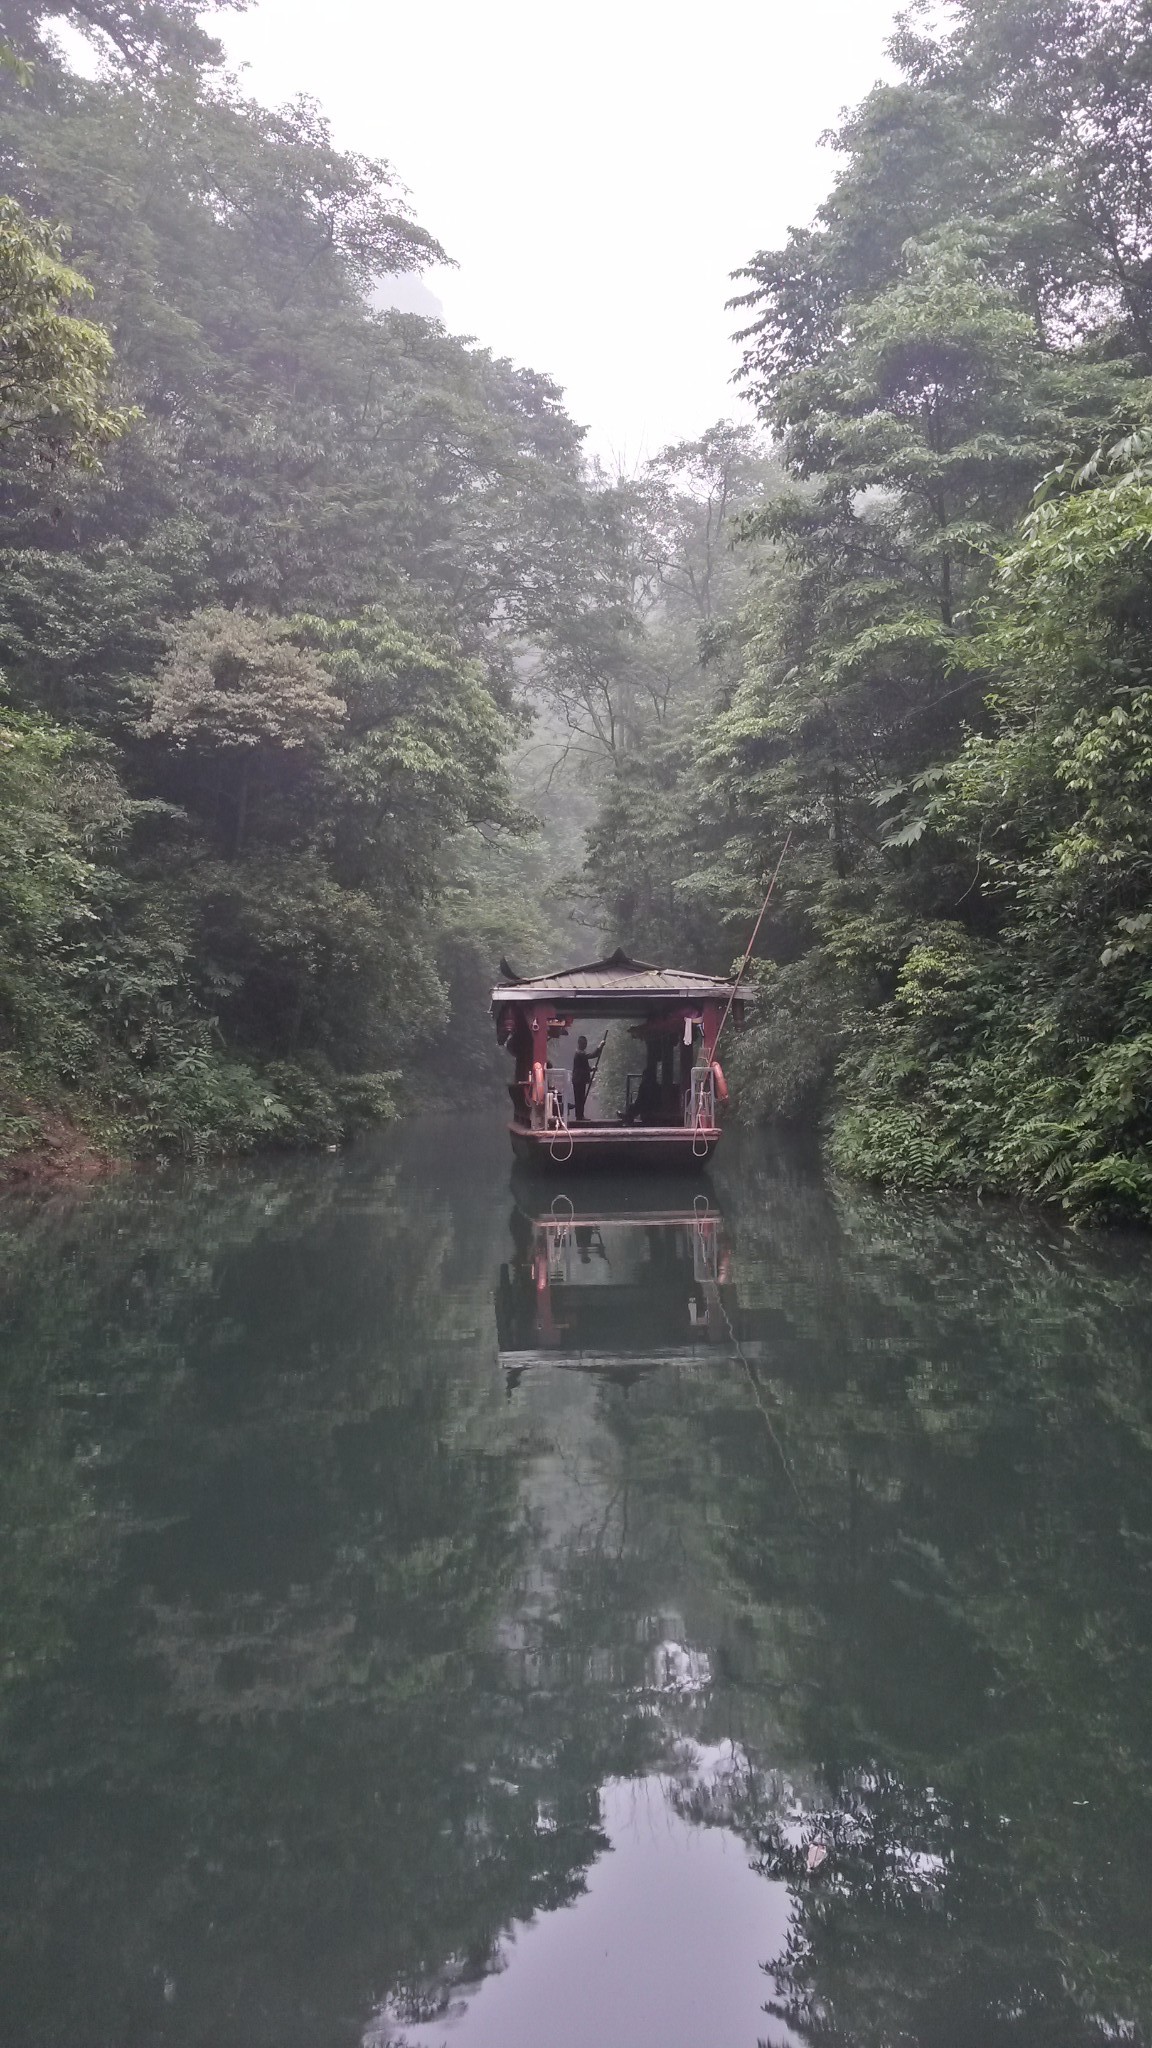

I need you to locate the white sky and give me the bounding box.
[223,0,900,463]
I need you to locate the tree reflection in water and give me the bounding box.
[0,1120,1150,2046]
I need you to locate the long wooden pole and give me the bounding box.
[711,831,792,1059]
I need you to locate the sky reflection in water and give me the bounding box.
[371,1773,797,2048]
[1,1115,1151,2047]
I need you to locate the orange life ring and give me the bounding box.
[711,1060,729,1105]
[530,1061,546,1108]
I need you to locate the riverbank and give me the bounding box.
[0,1052,402,1191]
[5,1084,1150,1229]
[0,1104,119,1188]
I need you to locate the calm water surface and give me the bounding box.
[2,1117,1152,2048]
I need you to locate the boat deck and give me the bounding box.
[509,1122,719,1169]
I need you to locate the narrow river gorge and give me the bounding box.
[2,1118,1151,2047]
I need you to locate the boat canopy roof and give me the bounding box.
[491,947,746,1012]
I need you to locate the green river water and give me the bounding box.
[2,1115,1151,2048]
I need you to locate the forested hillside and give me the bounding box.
[0,0,602,1163]
[3,0,1152,1220]
[582,0,1152,1222]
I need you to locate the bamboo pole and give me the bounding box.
[711,831,792,1060]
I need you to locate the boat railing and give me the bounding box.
[687,1065,716,1129]
[546,1221,570,1280]
[544,1065,569,1130]
[529,1065,717,1134]
[692,1222,718,1284]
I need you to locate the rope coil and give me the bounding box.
[548,1088,574,1163]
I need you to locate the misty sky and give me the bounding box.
[222,0,902,462]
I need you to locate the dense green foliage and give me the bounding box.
[0,0,589,1162]
[5,0,1152,1213]
[582,0,1152,1220]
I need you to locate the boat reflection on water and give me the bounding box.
[496,1178,757,1389]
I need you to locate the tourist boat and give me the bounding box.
[491,948,748,1170]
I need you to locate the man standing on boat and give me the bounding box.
[571,1031,607,1123]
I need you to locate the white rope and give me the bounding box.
[548,1088,574,1163]
[690,1070,713,1158]
[692,1093,711,1159]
